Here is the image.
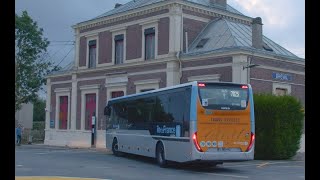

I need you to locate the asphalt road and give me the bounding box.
[15,145,305,180]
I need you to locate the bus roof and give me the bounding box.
[106,81,250,105]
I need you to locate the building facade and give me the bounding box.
[44,0,305,148]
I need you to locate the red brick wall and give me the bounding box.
[126,24,142,60]
[158,17,169,55]
[79,36,87,67]
[98,31,112,64]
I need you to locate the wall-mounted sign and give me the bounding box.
[50,119,54,128]
[272,72,293,81]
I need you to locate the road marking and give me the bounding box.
[16,165,23,167]
[257,162,270,168]
[15,176,112,180]
[206,173,249,179]
[35,153,50,155]
[276,165,304,168]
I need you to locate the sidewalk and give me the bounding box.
[16,143,112,154]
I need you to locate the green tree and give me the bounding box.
[33,97,46,122]
[15,11,59,112]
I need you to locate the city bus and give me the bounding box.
[104,81,255,167]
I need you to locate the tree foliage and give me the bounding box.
[33,97,46,122]
[15,11,59,112]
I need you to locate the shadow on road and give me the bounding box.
[113,153,243,173]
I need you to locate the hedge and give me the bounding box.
[254,93,304,160]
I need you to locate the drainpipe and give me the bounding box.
[176,51,182,82]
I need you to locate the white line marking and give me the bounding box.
[35,153,50,155]
[206,173,249,179]
[16,165,23,167]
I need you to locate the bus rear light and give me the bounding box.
[241,85,248,89]
[246,132,255,152]
[193,132,203,152]
[198,83,206,87]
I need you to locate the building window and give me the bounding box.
[112,91,124,98]
[115,34,124,64]
[275,88,288,96]
[144,27,155,60]
[88,40,96,68]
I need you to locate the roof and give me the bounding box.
[186,18,302,60]
[91,0,243,21]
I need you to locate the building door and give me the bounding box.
[59,96,68,129]
[85,94,96,130]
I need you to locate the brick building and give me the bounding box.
[44,0,305,148]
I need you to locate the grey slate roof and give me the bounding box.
[92,0,243,21]
[186,18,301,60]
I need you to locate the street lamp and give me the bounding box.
[243,57,259,84]
[243,64,259,70]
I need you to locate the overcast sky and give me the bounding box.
[15,0,305,69]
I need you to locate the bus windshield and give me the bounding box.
[198,84,249,110]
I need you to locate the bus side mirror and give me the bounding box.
[104,106,111,116]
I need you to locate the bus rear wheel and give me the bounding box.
[112,138,121,157]
[156,142,167,168]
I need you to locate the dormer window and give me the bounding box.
[196,38,209,48]
[263,43,273,52]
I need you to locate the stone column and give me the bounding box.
[71,73,77,130]
[232,55,248,84]
[45,78,51,130]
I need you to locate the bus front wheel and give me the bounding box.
[156,142,167,168]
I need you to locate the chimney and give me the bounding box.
[114,3,122,8]
[209,0,227,8]
[252,17,263,49]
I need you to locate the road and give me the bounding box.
[15,145,305,180]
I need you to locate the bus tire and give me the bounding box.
[112,138,121,157]
[156,142,167,168]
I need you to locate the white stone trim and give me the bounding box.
[86,36,99,69]
[182,13,210,23]
[80,88,99,131]
[55,91,71,130]
[74,29,80,68]
[188,74,221,82]
[169,4,183,53]
[272,83,292,95]
[129,69,166,76]
[105,74,128,88]
[112,29,127,65]
[134,79,160,93]
[45,78,51,130]
[54,87,71,93]
[70,74,77,130]
[51,80,72,85]
[77,76,106,82]
[141,22,159,60]
[182,63,233,71]
[232,55,248,84]
[79,84,100,90]
[250,78,305,86]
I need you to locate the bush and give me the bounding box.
[254,93,304,160]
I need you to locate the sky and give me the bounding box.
[15,0,305,97]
